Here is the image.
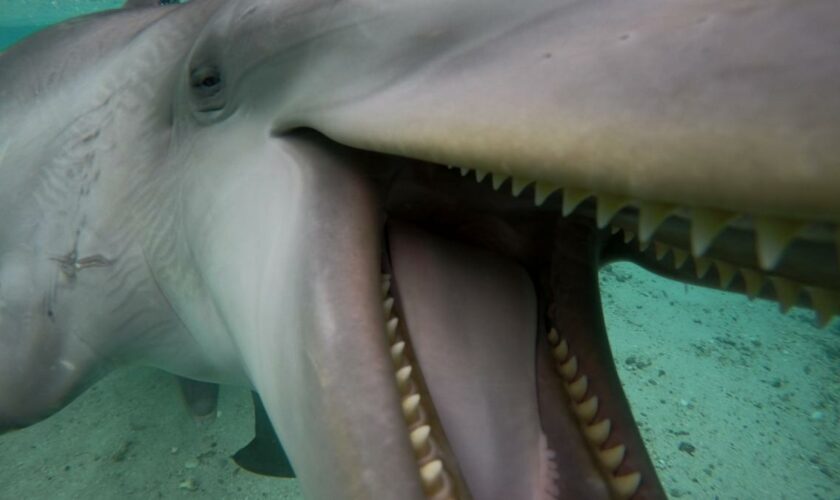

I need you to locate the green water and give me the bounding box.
[0,0,123,51]
[0,24,40,50]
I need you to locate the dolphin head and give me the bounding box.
[0,109,118,428]
[0,242,94,429]
[0,3,213,430]
[1,0,838,498]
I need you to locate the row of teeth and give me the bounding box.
[610,226,840,326]
[381,274,457,500]
[450,166,840,270]
[546,327,642,500]
[449,166,840,327]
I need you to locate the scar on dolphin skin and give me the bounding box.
[0,0,838,499]
[51,251,114,278]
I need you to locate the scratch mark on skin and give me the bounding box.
[51,251,114,279]
[76,255,115,269]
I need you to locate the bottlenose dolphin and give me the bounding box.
[1,0,838,498]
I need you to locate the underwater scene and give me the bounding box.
[1,1,838,499]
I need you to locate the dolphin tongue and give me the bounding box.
[387,221,552,500]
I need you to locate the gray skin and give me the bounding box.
[0,1,838,499]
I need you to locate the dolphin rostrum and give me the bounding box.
[0,0,838,498]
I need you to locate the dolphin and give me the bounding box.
[0,0,838,498]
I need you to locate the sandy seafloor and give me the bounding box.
[0,262,837,499]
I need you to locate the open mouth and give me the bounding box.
[351,149,839,499]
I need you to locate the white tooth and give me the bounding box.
[638,202,675,243]
[419,460,443,490]
[558,355,578,380]
[672,248,688,269]
[740,268,765,299]
[585,419,611,445]
[805,287,839,327]
[566,375,588,401]
[610,226,621,235]
[396,365,413,392]
[574,396,598,422]
[533,181,559,205]
[754,217,803,270]
[714,260,737,289]
[654,242,670,261]
[390,341,406,364]
[511,177,532,196]
[386,317,399,342]
[694,256,713,279]
[381,280,391,297]
[623,230,636,244]
[611,472,642,499]
[491,172,509,190]
[474,168,489,182]
[552,339,569,360]
[770,277,800,313]
[402,394,421,421]
[547,328,560,345]
[383,297,395,318]
[638,239,651,252]
[458,166,470,176]
[691,208,737,256]
[596,195,630,229]
[561,188,590,217]
[410,425,431,454]
[598,444,626,471]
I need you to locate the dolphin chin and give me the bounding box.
[0,0,838,499]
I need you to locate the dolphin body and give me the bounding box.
[0,0,838,498]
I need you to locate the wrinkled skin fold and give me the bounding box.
[0,0,838,499]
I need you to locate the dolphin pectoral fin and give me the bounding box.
[232,392,295,478]
[176,376,219,419]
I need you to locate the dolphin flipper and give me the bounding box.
[176,377,220,419]
[233,392,296,479]
[177,378,294,477]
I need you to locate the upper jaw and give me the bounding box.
[276,0,840,262]
[234,0,840,299]
[378,158,839,325]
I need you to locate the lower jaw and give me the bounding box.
[379,217,664,499]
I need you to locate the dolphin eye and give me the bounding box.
[189,65,225,114]
[190,66,223,97]
[198,74,220,88]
